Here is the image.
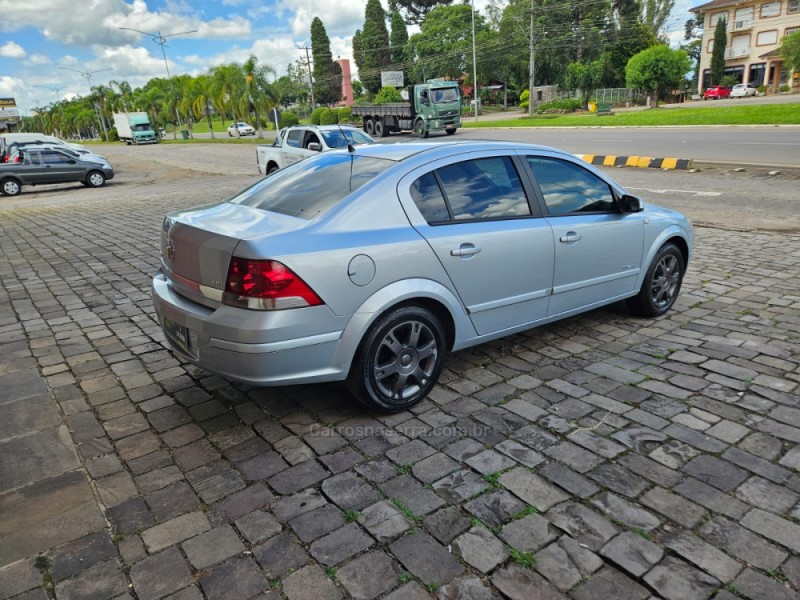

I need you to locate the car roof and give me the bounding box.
[339,140,577,164]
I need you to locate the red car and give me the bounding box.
[703,85,731,100]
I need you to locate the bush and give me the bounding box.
[336,106,352,123]
[318,108,337,125]
[757,85,767,94]
[519,89,530,110]
[279,111,299,128]
[535,98,582,113]
[310,107,326,125]
[374,86,404,104]
[780,84,790,92]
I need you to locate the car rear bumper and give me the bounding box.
[151,271,349,385]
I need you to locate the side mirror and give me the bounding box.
[619,194,644,213]
[307,142,322,152]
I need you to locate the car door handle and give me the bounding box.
[559,232,582,243]
[451,244,481,257]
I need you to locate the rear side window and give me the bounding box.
[286,130,303,148]
[527,157,615,215]
[436,156,529,220]
[410,172,449,223]
[230,153,395,219]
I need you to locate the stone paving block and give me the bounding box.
[115,431,161,461]
[389,531,464,586]
[186,461,245,504]
[740,508,800,553]
[282,564,342,600]
[182,524,245,570]
[199,557,268,600]
[645,556,720,600]
[722,446,791,484]
[616,453,682,488]
[271,488,327,522]
[0,558,41,600]
[321,471,379,510]
[267,459,329,495]
[235,450,289,482]
[0,425,81,491]
[309,522,373,566]
[383,582,434,600]
[209,482,275,525]
[235,510,281,544]
[386,439,436,465]
[452,526,508,573]
[569,429,626,458]
[533,535,603,591]
[546,502,619,551]
[779,445,800,470]
[494,439,545,468]
[432,469,488,503]
[141,510,210,553]
[408,452,459,484]
[600,531,663,578]
[54,559,128,600]
[544,442,604,473]
[438,575,499,600]
[319,447,365,473]
[587,463,649,498]
[129,547,194,600]
[700,516,787,571]
[145,481,200,523]
[48,531,116,582]
[499,467,569,511]
[381,474,444,516]
[735,476,799,513]
[706,420,750,444]
[732,568,796,600]
[464,489,526,529]
[662,531,742,583]
[253,531,309,577]
[591,491,660,531]
[492,563,567,600]
[674,478,750,519]
[335,551,399,599]
[288,503,345,543]
[359,499,413,543]
[464,449,515,475]
[641,486,706,528]
[423,505,470,545]
[681,455,749,492]
[510,424,559,452]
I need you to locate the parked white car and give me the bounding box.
[227,122,256,136]
[730,83,757,98]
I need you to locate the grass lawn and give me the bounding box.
[465,103,800,127]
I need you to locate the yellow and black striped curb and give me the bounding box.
[576,154,693,170]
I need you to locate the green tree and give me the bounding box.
[210,63,246,134]
[189,74,216,138]
[395,0,454,25]
[409,4,486,83]
[311,17,343,105]
[626,45,691,106]
[390,8,409,81]
[243,54,277,136]
[682,13,704,90]
[374,86,405,103]
[356,0,392,94]
[602,21,658,87]
[640,0,675,39]
[565,60,603,108]
[710,16,727,85]
[779,30,800,74]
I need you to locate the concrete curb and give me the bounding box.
[576,154,693,170]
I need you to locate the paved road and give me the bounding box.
[1,147,799,600]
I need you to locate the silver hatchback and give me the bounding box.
[152,141,692,412]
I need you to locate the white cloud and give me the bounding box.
[0,76,26,97]
[0,41,27,58]
[26,54,52,65]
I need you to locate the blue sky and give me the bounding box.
[0,0,696,114]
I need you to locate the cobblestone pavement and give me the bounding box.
[1,149,799,600]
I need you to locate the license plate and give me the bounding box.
[163,316,192,356]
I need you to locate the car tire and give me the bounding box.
[1,177,21,196]
[374,119,386,137]
[627,242,685,317]
[364,119,375,135]
[446,129,457,136]
[415,119,429,139]
[85,170,106,188]
[347,305,447,413]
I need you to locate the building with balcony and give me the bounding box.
[690,0,799,93]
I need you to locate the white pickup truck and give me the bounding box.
[256,124,375,175]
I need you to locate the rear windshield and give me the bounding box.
[230,153,395,219]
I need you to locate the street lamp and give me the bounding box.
[59,66,113,140]
[118,27,197,133]
[471,0,479,122]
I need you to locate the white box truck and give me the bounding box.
[113,112,158,144]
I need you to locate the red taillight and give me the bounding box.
[224,257,323,310]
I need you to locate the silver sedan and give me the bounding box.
[152,141,692,412]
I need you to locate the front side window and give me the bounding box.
[42,151,72,165]
[436,156,530,221]
[321,129,374,148]
[527,157,615,216]
[230,153,395,219]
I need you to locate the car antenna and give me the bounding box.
[335,121,355,153]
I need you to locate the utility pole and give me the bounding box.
[528,0,535,116]
[118,28,197,136]
[300,45,316,110]
[59,66,113,140]
[471,0,479,122]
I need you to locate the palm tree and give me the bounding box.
[190,74,217,139]
[243,55,277,137]
[110,80,133,112]
[210,63,246,136]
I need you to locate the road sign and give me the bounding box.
[381,71,404,88]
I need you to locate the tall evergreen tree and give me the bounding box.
[710,16,727,84]
[310,17,343,105]
[357,0,392,94]
[395,0,454,25]
[390,8,409,78]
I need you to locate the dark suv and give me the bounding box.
[0,147,114,196]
